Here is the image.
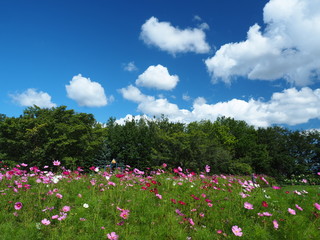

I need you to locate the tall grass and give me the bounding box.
[0,163,319,239]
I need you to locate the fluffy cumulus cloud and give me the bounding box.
[120,86,320,127]
[140,16,210,55]
[205,0,320,86]
[119,85,183,118]
[191,88,320,127]
[66,74,107,107]
[136,64,179,90]
[119,85,150,103]
[10,88,56,108]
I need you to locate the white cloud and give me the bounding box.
[65,74,107,107]
[10,88,56,108]
[140,16,210,55]
[120,86,320,127]
[115,114,152,125]
[182,93,191,101]
[205,0,320,86]
[123,62,138,72]
[119,85,150,103]
[136,64,179,90]
[137,98,180,116]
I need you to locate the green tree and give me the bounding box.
[0,106,106,169]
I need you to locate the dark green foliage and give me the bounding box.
[1,106,319,180]
[0,106,106,169]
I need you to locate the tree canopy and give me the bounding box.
[1,106,319,179]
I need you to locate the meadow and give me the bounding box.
[0,161,319,240]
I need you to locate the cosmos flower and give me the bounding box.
[295,204,303,211]
[232,225,243,237]
[83,203,89,208]
[107,232,119,240]
[273,220,279,229]
[62,206,70,212]
[244,202,253,210]
[14,202,23,210]
[53,160,61,166]
[288,208,296,215]
[41,218,51,225]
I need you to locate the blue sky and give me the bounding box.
[1,0,320,130]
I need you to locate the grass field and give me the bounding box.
[0,162,319,239]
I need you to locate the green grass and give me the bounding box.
[0,166,319,239]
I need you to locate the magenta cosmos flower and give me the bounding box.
[314,203,320,210]
[14,202,23,210]
[232,225,243,237]
[107,232,119,240]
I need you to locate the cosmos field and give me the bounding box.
[1,162,319,240]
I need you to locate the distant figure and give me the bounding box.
[111,159,117,172]
[251,173,256,184]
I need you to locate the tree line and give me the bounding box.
[0,106,319,179]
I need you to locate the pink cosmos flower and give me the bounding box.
[188,218,195,226]
[175,209,185,216]
[108,181,116,186]
[107,232,119,240]
[120,209,130,219]
[273,219,279,229]
[162,163,167,168]
[52,215,59,219]
[288,208,296,215]
[260,176,269,185]
[314,203,320,210]
[62,206,70,212]
[56,193,63,199]
[53,160,61,166]
[262,212,272,216]
[14,202,23,210]
[41,218,51,225]
[232,225,243,237]
[272,186,281,189]
[155,193,162,199]
[317,172,320,175]
[205,165,210,173]
[244,202,253,210]
[295,204,303,211]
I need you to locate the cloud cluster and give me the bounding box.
[10,89,56,108]
[136,64,179,90]
[65,74,107,107]
[140,16,210,55]
[205,0,320,86]
[120,86,320,128]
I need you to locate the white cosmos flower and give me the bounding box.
[83,203,89,208]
